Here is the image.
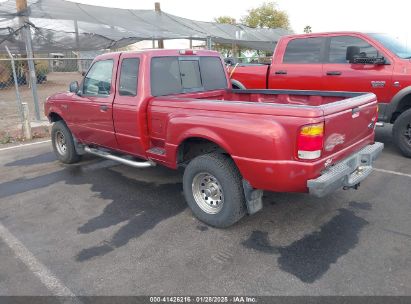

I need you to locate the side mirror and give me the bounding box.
[346,46,387,65]
[224,57,238,66]
[346,46,360,63]
[352,56,386,65]
[69,81,79,93]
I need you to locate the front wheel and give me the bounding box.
[183,153,246,228]
[51,121,81,164]
[393,109,411,158]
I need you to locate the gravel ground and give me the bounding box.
[0,72,81,134]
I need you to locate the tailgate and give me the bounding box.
[321,93,378,158]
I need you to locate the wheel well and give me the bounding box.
[391,94,411,123]
[177,137,229,164]
[231,79,246,90]
[49,112,63,123]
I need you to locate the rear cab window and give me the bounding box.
[150,56,227,96]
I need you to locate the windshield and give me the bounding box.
[369,33,411,59]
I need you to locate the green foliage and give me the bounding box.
[240,2,290,30]
[304,25,312,33]
[0,132,13,144]
[0,60,12,85]
[214,16,236,25]
[34,60,49,77]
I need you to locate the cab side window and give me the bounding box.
[83,60,113,96]
[283,37,324,63]
[328,36,379,63]
[119,58,140,96]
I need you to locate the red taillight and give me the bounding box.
[179,49,197,55]
[372,106,379,129]
[297,122,324,160]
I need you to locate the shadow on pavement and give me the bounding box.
[242,207,369,283]
[0,159,186,262]
[4,152,56,167]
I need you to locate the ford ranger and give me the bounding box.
[45,49,383,227]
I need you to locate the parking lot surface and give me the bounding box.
[0,126,410,296]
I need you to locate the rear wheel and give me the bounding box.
[51,121,81,164]
[393,109,411,158]
[183,153,246,228]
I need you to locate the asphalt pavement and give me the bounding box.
[0,125,410,296]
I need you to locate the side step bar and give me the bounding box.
[84,147,156,168]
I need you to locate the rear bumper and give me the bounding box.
[307,142,384,197]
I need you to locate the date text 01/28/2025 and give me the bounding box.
[149,296,257,303]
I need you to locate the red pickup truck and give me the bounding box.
[228,32,411,157]
[45,49,383,227]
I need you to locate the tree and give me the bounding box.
[240,2,290,29]
[304,25,312,34]
[214,16,236,25]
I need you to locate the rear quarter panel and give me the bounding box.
[148,97,324,191]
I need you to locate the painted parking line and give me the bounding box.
[374,168,411,178]
[0,222,80,302]
[0,140,51,152]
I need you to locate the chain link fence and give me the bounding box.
[0,57,93,141]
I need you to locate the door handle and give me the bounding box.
[99,105,108,112]
[326,71,342,76]
[275,70,287,75]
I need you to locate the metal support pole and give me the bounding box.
[154,2,164,49]
[22,102,32,139]
[5,46,24,124]
[206,36,212,50]
[189,38,192,49]
[16,0,40,120]
[74,20,81,73]
[22,24,40,120]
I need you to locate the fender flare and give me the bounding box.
[47,107,65,122]
[386,86,411,121]
[230,79,246,90]
[175,131,234,158]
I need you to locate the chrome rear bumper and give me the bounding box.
[307,142,384,197]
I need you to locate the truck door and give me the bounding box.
[112,54,147,157]
[322,35,394,103]
[69,58,118,149]
[268,37,325,91]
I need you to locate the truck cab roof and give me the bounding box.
[93,49,221,62]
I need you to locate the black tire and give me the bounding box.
[183,153,246,228]
[393,109,411,158]
[51,121,81,164]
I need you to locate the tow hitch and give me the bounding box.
[343,183,360,190]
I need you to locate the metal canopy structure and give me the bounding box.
[0,0,291,52]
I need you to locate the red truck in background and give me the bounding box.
[45,49,383,227]
[228,32,411,157]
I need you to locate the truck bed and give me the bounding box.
[153,88,378,191]
[223,89,366,106]
[174,88,373,108]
